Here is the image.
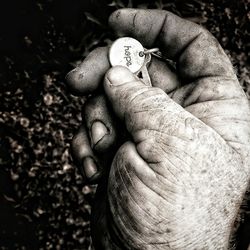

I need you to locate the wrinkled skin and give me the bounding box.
[66,9,250,249]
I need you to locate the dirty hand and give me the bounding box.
[66,9,250,249]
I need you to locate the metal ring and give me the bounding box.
[142,48,160,55]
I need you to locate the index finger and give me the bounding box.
[109,9,236,82]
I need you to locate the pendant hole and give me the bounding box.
[139,51,144,57]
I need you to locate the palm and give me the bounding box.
[91,80,249,249]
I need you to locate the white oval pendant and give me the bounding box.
[109,37,145,73]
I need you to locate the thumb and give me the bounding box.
[104,66,192,144]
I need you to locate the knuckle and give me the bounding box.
[87,46,108,60]
[83,95,105,114]
[83,95,112,129]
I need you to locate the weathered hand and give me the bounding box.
[66,9,250,249]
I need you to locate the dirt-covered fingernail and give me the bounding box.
[91,121,109,146]
[83,156,98,179]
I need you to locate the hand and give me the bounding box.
[66,9,250,249]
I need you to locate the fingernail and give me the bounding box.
[106,66,136,86]
[65,68,84,95]
[91,121,109,146]
[83,156,98,179]
[65,68,78,85]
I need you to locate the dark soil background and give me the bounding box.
[0,0,249,249]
